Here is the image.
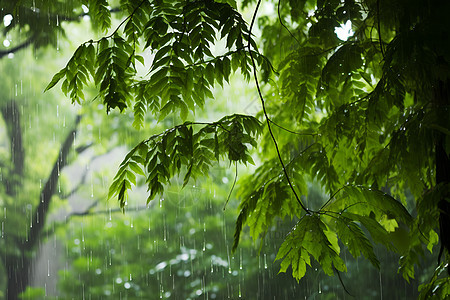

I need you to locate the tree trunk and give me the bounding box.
[1,101,24,197]
[1,100,28,299]
[4,256,30,300]
[0,101,82,299]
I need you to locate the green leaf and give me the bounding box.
[44,68,66,92]
[335,214,380,268]
[153,45,172,63]
[323,186,413,226]
[129,161,145,176]
[132,100,147,129]
[276,214,346,281]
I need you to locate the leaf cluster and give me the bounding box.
[108,114,261,207]
[46,0,269,128]
[233,0,450,290]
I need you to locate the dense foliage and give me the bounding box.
[11,0,449,298]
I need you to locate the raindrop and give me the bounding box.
[264,253,268,269]
[156,261,167,271]
[3,14,12,26]
[163,216,167,241]
[239,249,242,270]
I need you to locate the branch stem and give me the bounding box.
[248,0,310,214]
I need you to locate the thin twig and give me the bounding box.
[269,119,318,136]
[376,0,385,57]
[88,0,147,44]
[334,266,354,297]
[142,119,232,144]
[0,35,35,59]
[247,0,310,214]
[319,185,346,211]
[223,162,238,210]
[277,0,301,46]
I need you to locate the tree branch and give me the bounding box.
[0,36,35,59]
[59,167,89,200]
[25,115,82,249]
[68,204,149,218]
[247,0,310,213]
[42,202,150,237]
[0,6,121,60]
[58,143,94,199]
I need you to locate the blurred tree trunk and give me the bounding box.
[1,101,24,196]
[0,100,81,299]
[4,256,30,300]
